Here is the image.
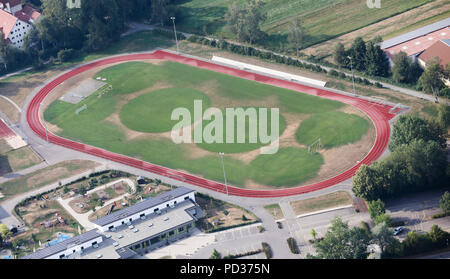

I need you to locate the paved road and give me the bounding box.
[0,164,107,228]
[0,42,446,258]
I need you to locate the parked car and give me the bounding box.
[394,227,404,235]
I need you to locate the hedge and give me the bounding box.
[287,237,300,254]
[262,242,272,259]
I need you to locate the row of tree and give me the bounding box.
[334,37,390,77]
[308,216,450,259]
[352,113,448,202]
[1,0,178,73]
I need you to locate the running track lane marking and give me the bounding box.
[26,50,396,198]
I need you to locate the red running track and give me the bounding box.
[0,118,15,139]
[26,50,396,198]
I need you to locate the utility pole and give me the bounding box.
[219,152,229,196]
[170,16,179,53]
[347,56,357,97]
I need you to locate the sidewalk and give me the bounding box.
[56,178,136,230]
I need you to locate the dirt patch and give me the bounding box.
[0,98,20,123]
[196,195,257,230]
[290,190,353,216]
[338,105,367,118]
[303,125,376,186]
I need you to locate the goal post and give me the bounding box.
[308,138,322,154]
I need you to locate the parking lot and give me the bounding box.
[214,224,260,242]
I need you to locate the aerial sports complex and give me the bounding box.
[26,50,401,198]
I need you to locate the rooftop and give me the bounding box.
[79,200,199,259]
[380,18,450,49]
[418,39,450,67]
[21,230,102,259]
[92,186,194,227]
[0,8,17,39]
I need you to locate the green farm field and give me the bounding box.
[44,61,372,188]
[175,0,434,49]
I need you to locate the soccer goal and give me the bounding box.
[389,103,402,114]
[308,138,322,154]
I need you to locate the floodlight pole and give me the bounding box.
[170,16,179,53]
[219,152,229,196]
[347,56,357,97]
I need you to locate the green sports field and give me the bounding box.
[45,61,371,188]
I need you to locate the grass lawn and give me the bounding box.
[289,191,353,216]
[175,0,433,49]
[249,148,323,186]
[196,108,287,153]
[121,88,211,133]
[0,160,98,198]
[44,61,371,188]
[2,146,42,172]
[296,111,369,149]
[263,203,284,220]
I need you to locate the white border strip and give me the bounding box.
[212,56,327,88]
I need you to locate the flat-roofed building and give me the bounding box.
[92,186,196,232]
[21,187,203,259]
[21,230,103,259]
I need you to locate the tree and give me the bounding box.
[440,191,450,214]
[311,228,317,240]
[371,222,396,254]
[225,0,266,44]
[311,217,370,259]
[419,58,447,101]
[365,41,390,77]
[63,185,70,194]
[0,224,11,239]
[210,248,222,259]
[354,139,448,201]
[349,37,367,71]
[368,199,386,220]
[287,19,305,57]
[391,51,423,84]
[389,114,447,152]
[437,104,450,128]
[392,51,410,83]
[352,164,384,201]
[333,43,348,68]
[151,0,169,26]
[373,213,391,226]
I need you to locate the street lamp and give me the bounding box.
[219,152,229,196]
[347,56,357,97]
[170,16,179,53]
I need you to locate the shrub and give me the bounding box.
[57,48,76,62]
[439,87,450,98]
[287,237,300,254]
[375,82,383,88]
[361,221,371,237]
[262,242,272,259]
[328,69,339,77]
